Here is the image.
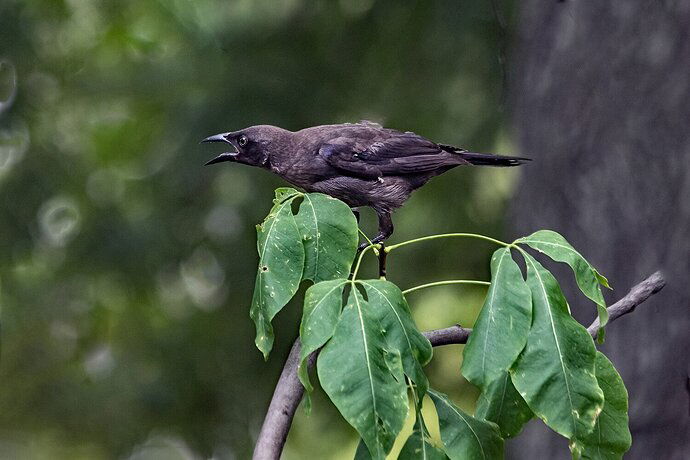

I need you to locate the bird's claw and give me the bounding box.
[358,241,375,252]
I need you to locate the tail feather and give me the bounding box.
[440,144,530,166]
[460,151,530,167]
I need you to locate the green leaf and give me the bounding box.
[511,252,604,440]
[360,280,433,399]
[356,411,448,460]
[461,247,532,389]
[249,195,305,359]
[428,389,504,460]
[273,186,302,203]
[475,371,533,438]
[574,352,631,459]
[318,284,408,460]
[517,230,610,340]
[399,400,448,460]
[353,439,371,460]
[295,192,359,283]
[399,427,448,460]
[298,279,347,394]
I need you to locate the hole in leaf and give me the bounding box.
[290,195,304,215]
[341,283,351,306]
[354,283,368,302]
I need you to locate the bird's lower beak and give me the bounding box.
[204,153,237,165]
[201,132,238,165]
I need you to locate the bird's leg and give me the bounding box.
[355,210,393,278]
[373,212,392,278]
[373,211,394,244]
[357,211,393,251]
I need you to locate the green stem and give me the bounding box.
[385,233,512,253]
[351,244,377,281]
[385,233,513,252]
[358,228,373,246]
[514,245,530,258]
[402,279,491,295]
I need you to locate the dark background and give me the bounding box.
[0,0,686,458]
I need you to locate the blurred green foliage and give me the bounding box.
[0,0,518,458]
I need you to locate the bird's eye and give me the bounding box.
[238,135,248,147]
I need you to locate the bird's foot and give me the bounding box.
[354,240,387,278]
[357,240,375,252]
[358,235,385,252]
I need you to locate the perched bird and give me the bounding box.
[202,121,528,247]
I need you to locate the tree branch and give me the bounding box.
[585,271,665,338]
[252,271,665,460]
[253,340,317,460]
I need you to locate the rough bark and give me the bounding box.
[509,1,690,458]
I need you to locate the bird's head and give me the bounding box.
[201,125,290,168]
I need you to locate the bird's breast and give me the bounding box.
[271,151,334,189]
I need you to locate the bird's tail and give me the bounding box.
[458,151,530,167]
[460,152,532,166]
[440,144,530,166]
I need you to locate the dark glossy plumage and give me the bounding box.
[202,121,529,246]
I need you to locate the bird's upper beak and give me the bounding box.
[200,132,239,165]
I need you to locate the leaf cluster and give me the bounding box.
[250,190,631,459]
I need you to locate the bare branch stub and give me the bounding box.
[253,271,666,460]
[586,271,665,338]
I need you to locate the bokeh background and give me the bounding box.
[0,1,687,459]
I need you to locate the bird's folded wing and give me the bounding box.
[318,143,383,178]
[319,134,466,178]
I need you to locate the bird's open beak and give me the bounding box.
[200,132,239,165]
[200,133,230,144]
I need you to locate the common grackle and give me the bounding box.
[202,121,528,248]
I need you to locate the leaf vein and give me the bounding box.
[442,397,487,460]
[303,195,320,277]
[481,249,509,380]
[352,285,380,451]
[525,255,577,434]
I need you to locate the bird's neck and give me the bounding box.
[265,131,300,175]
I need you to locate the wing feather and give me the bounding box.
[319,131,465,178]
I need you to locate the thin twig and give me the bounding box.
[586,271,665,338]
[252,271,665,459]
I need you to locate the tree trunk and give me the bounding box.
[508,1,690,458]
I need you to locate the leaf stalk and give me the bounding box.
[402,280,491,295]
[385,233,513,252]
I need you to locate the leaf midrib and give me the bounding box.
[496,372,509,424]
[437,394,487,460]
[259,200,292,260]
[361,282,416,364]
[352,285,381,453]
[523,239,586,266]
[303,281,346,328]
[526,256,577,434]
[303,195,320,278]
[523,239,603,303]
[481,249,509,382]
[258,200,294,320]
[416,411,429,459]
